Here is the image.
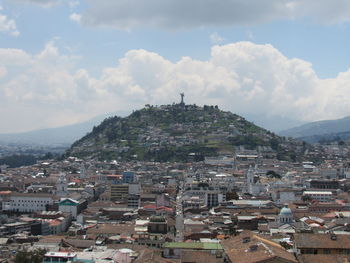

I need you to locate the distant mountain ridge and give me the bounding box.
[279,116,350,142]
[67,104,303,162]
[0,111,129,146]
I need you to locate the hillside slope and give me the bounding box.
[67,104,303,162]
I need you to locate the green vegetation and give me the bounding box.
[67,104,303,162]
[266,170,281,179]
[0,153,56,168]
[14,249,46,263]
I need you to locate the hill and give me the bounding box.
[279,116,350,143]
[67,104,303,162]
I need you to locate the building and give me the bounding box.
[148,216,168,234]
[294,233,350,255]
[246,166,267,196]
[163,242,223,259]
[56,173,68,197]
[110,184,129,201]
[122,171,135,184]
[221,230,297,263]
[43,252,78,263]
[272,189,300,205]
[308,180,340,190]
[277,205,294,225]
[184,187,225,208]
[2,193,54,213]
[303,191,332,202]
[58,198,87,220]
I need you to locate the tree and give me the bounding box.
[339,140,345,146]
[301,195,312,202]
[266,170,281,179]
[226,191,239,200]
[280,241,292,250]
[14,249,47,263]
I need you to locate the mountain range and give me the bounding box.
[280,116,350,143]
[0,111,129,146]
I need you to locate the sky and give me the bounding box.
[1,0,350,133]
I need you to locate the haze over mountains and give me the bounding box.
[0,111,129,146]
[280,116,350,143]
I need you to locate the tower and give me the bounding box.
[246,166,255,185]
[56,172,68,197]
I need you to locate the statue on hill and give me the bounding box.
[180,92,185,108]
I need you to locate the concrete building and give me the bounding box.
[122,171,135,184]
[58,198,87,220]
[110,184,129,201]
[2,193,54,213]
[303,191,332,202]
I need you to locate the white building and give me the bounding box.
[246,166,267,196]
[204,156,235,166]
[272,189,299,205]
[2,193,54,213]
[183,188,225,208]
[210,174,236,191]
[56,173,68,197]
[303,191,332,202]
[58,198,80,219]
[320,168,338,179]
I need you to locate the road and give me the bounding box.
[175,181,184,242]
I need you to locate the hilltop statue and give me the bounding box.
[180,93,185,106]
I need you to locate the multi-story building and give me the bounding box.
[294,233,350,255]
[58,198,87,219]
[2,193,54,213]
[303,191,332,202]
[308,180,340,190]
[122,171,135,184]
[183,187,225,208]
[110,184,129,201]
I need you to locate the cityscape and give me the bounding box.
[1,1,350,263]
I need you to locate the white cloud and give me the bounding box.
[210,32,225,44]
[0,7,19,36]
[0,67,7,79]
[2,41,350,133]
[74,0,350,30]
[69,13,81,23]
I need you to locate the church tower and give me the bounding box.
[56,172,68,197]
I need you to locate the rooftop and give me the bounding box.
[163,242,223,250]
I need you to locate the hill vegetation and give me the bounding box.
[67,104,303,162]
